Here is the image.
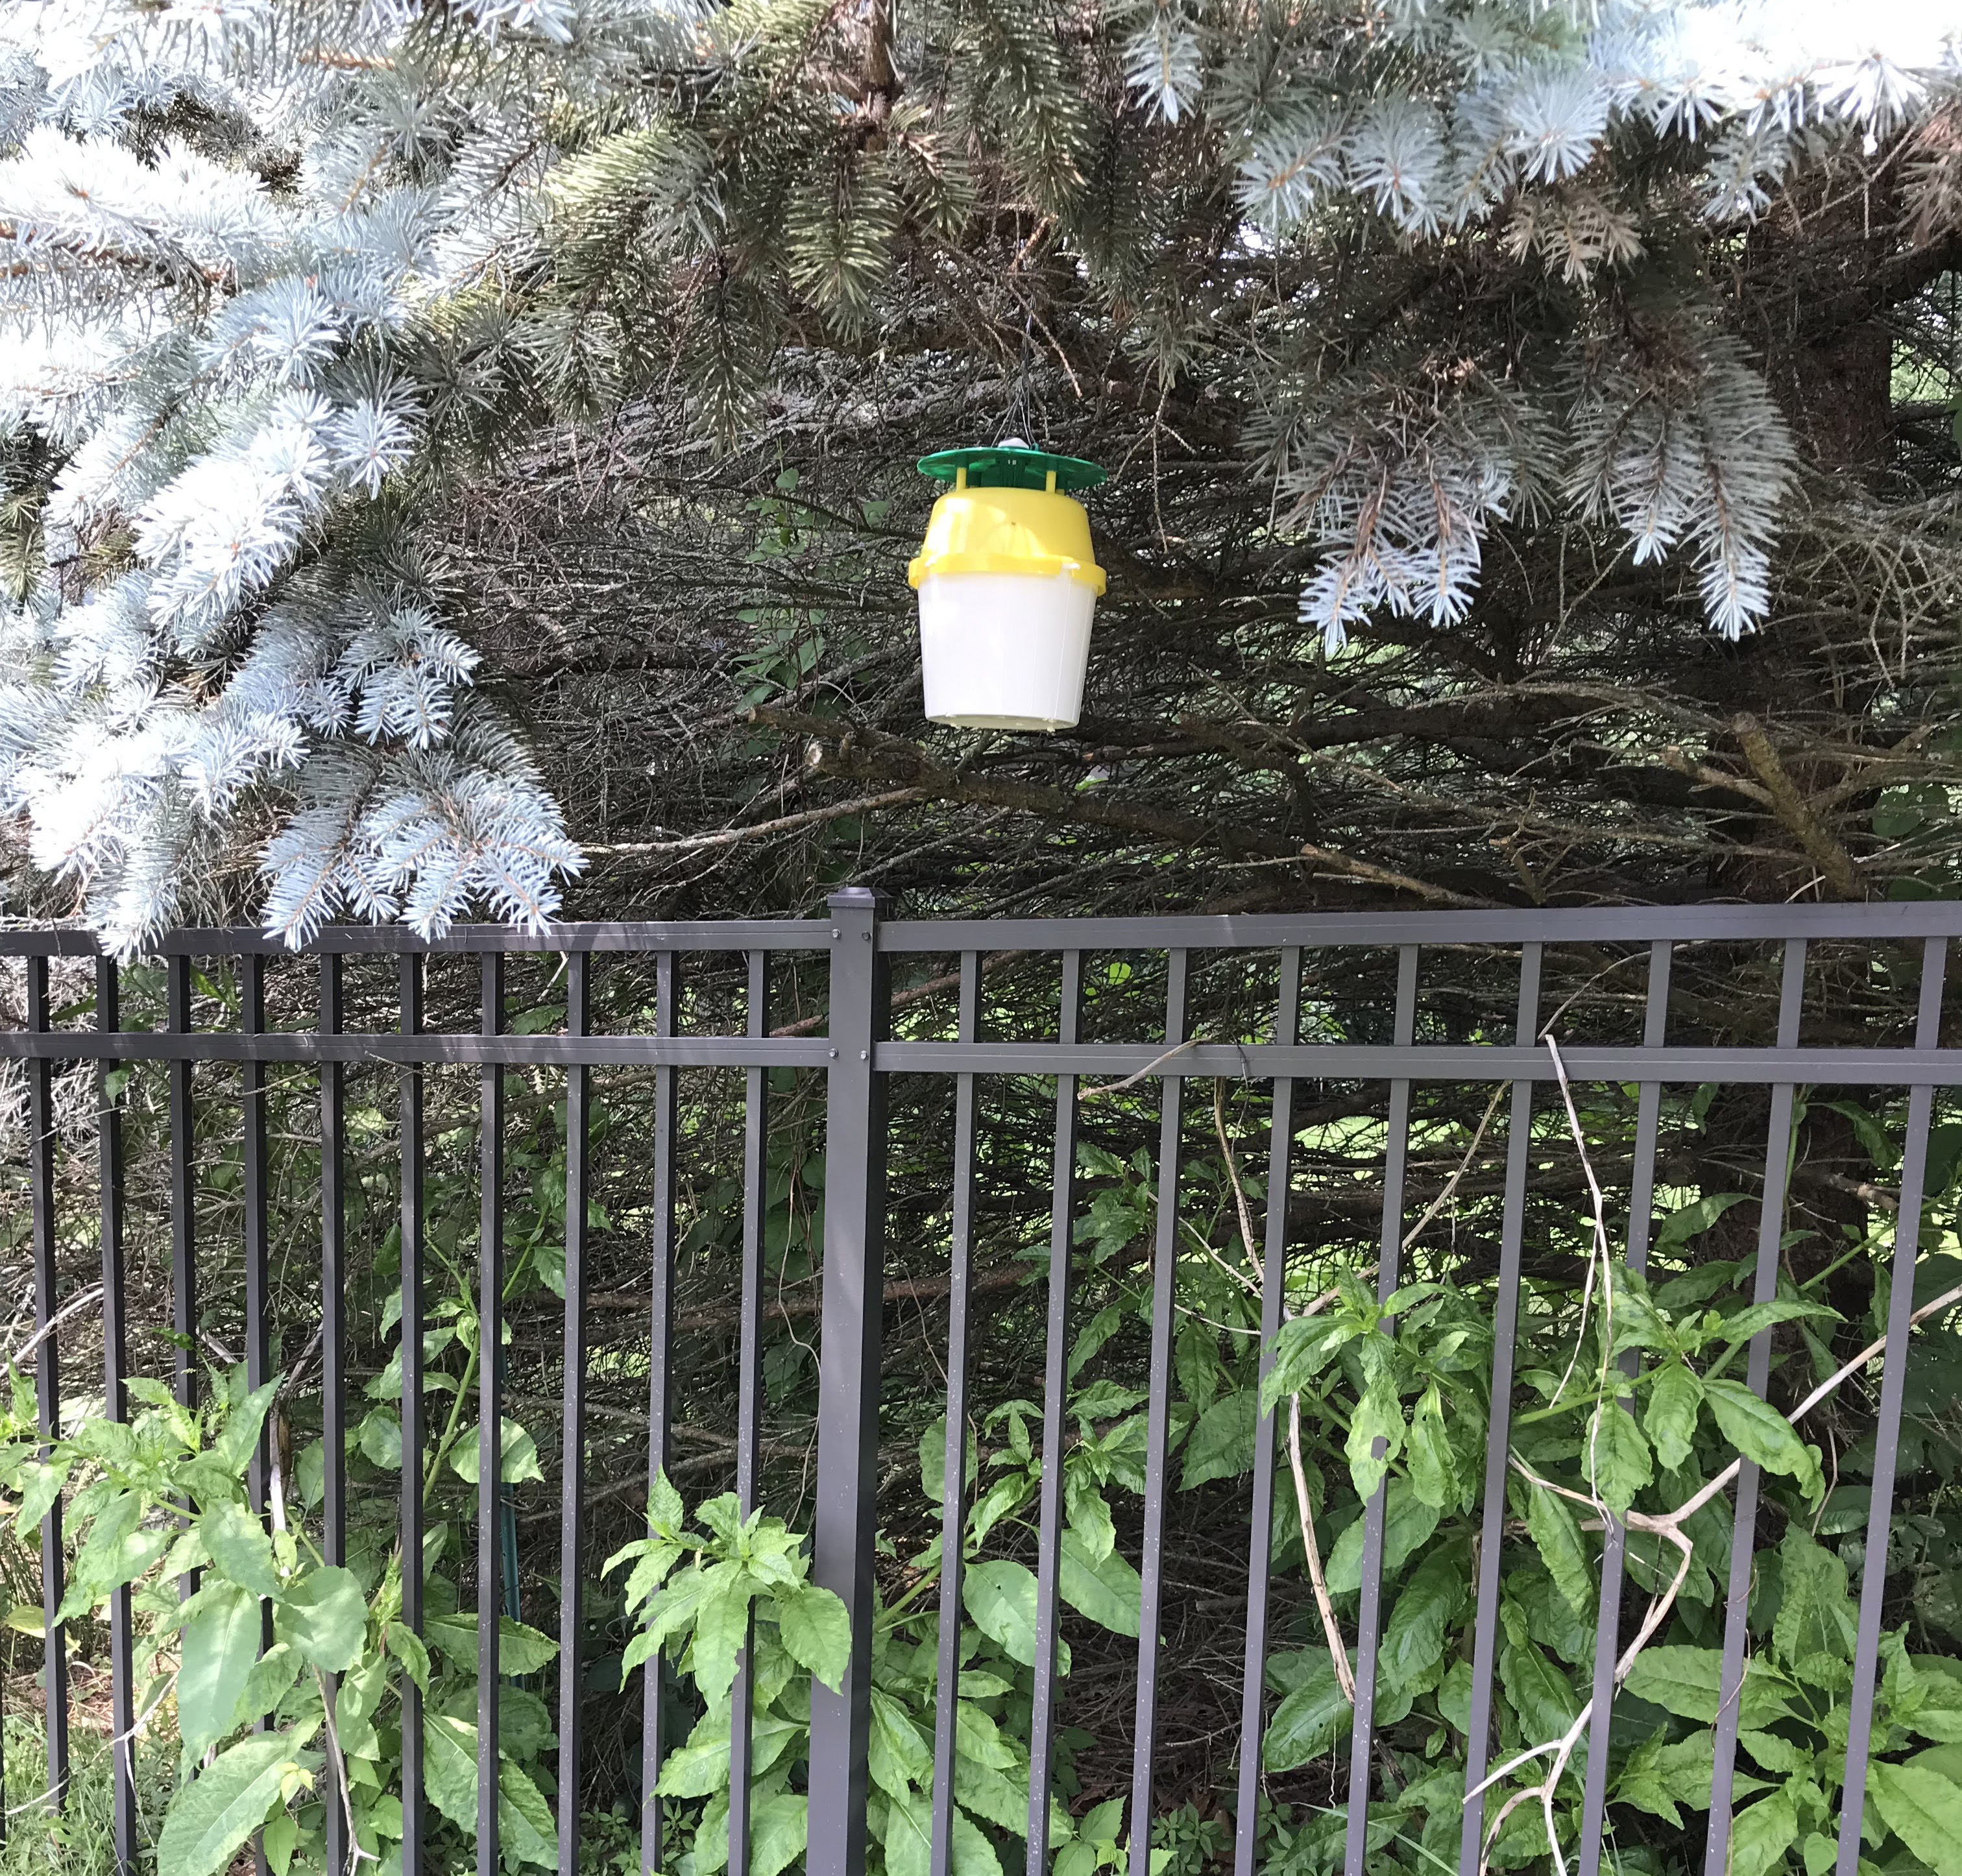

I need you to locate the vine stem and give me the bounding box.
[1541,1033,1615,1434]
[1281,1288,1354,1704]
[313,1666,381,1875]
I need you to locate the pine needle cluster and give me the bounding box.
[0,0,1957,941]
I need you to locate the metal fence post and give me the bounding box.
[808,887,890,1876]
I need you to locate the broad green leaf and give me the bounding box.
[1714,1299,1840,1347]
[274,1565,367,1672]
[968,1473,1032,1550]
[1586,1393,1652,1515]
[201,1501,278,1601]
[13,1460,67,1536]
[1727,1791,1800,1876]
[1064,1474,1116,1561]
[1738,1729,1810,1775]
[386,1620,430,1694]
[1703,1379,1818,1489]
[293,1441,323,1509]
[953,1699,1017,1771]
[1500,1640,1578,1744]
[212,1378,282,1480]
[498,1759,557,1868]
[1608,1280,1676,1356]
[178,1581,262,1759]
[1180,1389,1257,1489]
[1088,1800,1129,1851]
[1623,1647,1796,1729]
[1773,1529,1858,1669]
[1437,1658,1473,1733]
[648,1468,685,1537]
[774,1578,850,1690]
[424,1611,559,1676]
[1326,1480,1439,1596]
[1344,1379,1405,1504]
[421,1714,478,1834]
[1263,1654,1349,1770]
[919,1415,979,1502]
[1526,1482,1593,1617]
[155,1732,315,1876]
[1406,1384,1455,1509]
[1060,1530,1141,1636]
[357,1412,402,1471]
[658,1709,733,1798]
[1913,1745,1962,1785]
[1654,1194,1749,1254]
[1381,1543,1467,1689]
[870,1688,932,1798]
[690,1576,757,1701]
[1909,1659,1962,1744]
[952,1753,1026,1833]
[618,1539,687,1616]
[749,1790,810,1876]
[1868,1761,1962,1876]
[949,1803,1003,1876]
[1613,1728,1715,1828]
[964,1559,1039,1666]
[1645,1364,1702,1472]
[60,1490,171,1615]
[694,1792,734,1876]
[1054,1846,1095,1876]
[230,1642,302,1733]
[333,1652,389,1760]
[882,1783,932,1876]
[449,1417,544,1486]
[751,1711,805,1780]
[1261,1315,1361,1407]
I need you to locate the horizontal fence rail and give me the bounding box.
[2,893,1958,1876]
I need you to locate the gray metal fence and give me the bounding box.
[5,892,1961,1876]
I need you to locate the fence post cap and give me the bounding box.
[826,887,889,916]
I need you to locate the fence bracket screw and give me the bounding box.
[829,1048,838,1058]
[832,928,841,939]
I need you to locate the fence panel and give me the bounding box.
[4,899,1961,1876]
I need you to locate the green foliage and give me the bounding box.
[6,1053,1962,1876]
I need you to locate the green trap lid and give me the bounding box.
[917,442,1107,492]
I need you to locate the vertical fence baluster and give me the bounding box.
[1128,950,1189,1876]
[642,950,680,1876]
[28,957,68,1810]
[319,953,348,1876]
[1458,943,1542,1872]
[810,888,890,1876]
[559,954,592,1876]
[242,951,273,1876]
[1837,936,1948,1873]
[1704,939,1806,1875]
[1344,945,1419,1876]
[1026,948,1083,1876]
[400,954,427,1876]
[97,956,137,1873]
[730,950,771,1876]
[930,952,982,1876]
[169,956,199,1604]
[1577,940,1671,1874]
[1233,947,1302,1876]
[479,953,505,1876]
[244,953,271,1522]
